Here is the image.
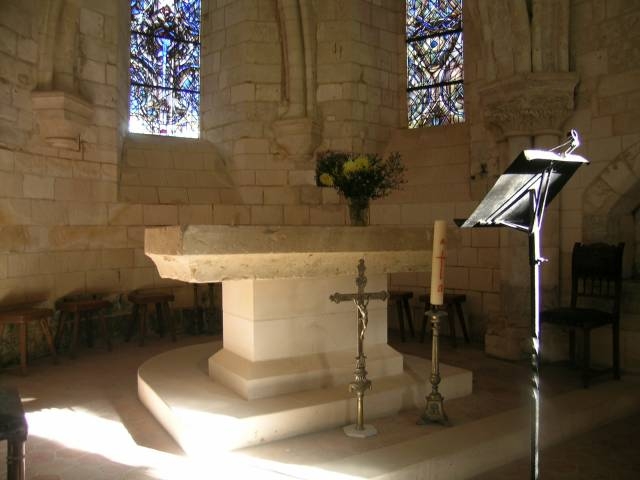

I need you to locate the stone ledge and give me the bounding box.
[145,225,433,281]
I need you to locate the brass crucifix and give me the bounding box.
[330,258,388,438]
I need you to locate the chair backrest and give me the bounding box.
[570,242,625,317]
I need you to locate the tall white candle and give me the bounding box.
[430,220,447,306]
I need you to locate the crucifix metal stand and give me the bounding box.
[330,258,388,438]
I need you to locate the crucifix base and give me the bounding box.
[343,423,377,438]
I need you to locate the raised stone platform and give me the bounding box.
[137,341,473,455]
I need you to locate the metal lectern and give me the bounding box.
[456,132,588,480]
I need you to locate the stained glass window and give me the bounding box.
[129,0,201,138]
[406,0,464,128]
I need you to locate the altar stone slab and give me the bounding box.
[144,225,431,282]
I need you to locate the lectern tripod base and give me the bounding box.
[343,424,377,438]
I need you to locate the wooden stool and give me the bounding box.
[127,291,176,346]
[0,387,27,480]
[419,293,469,347]
[56,298,112,358]
[388,291,415,342]
[0,307,58,375]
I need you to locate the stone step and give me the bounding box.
[137,341,473,454]
[139,341,640,479]
[285,380,640,479]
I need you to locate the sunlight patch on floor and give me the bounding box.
[25,407,359,480]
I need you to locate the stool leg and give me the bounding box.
[139,304,147,346]
[19,321,27,376]
[127,304,138,342]
[70,312,80,358]
[165,302,176,342]
[569,329,576,366]
[155,302,165,337]
[98,311,111,351]
[583,328,591,388]
[613,321,620,380]
[420,304,428,343]
[207,283,215,333]
[55,313,65,350]
[447,304,457,348]
[455,301,470,343]
[402,298,415,338]
[396,299,406,342]
[85,313,94,348]
[193,285,201,334]
[40,317,58,364]
[7,438,26,480]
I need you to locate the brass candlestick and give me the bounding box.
[418,306,449,426]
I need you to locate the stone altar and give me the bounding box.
[145,225,431,400]
[142,225,473,452]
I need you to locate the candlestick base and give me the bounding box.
[418,391,449,426]
[343,424,377,438]
[417,307,450,427]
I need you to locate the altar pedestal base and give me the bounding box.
[209,274,403,400]
[138,341,473,455]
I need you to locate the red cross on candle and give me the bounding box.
[436,251,447,279]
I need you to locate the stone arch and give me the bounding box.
[582,140,640,278]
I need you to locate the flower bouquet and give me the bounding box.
[315,151,405,225]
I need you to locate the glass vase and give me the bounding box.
[348,197,370,226]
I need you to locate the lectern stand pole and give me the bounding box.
[528,196,542,480]
[456,135,587,480]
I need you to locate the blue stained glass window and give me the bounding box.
[129,0,201,138]
[406,0,464,128]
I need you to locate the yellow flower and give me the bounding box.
[343,155,370,175]
[319,173,334,186]
[353,155,370,170]
[342,159,357,174]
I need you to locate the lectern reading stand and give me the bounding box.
[456,132,587,480]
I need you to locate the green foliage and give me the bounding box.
[315,151,406,201]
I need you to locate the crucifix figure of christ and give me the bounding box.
[330,258,388,438]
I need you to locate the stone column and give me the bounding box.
[273,0,320,160]
[479,72,578,359]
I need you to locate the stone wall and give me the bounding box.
[553,0,640,371]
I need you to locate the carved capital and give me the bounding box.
[480,72,578,139]
[31,90,93,150]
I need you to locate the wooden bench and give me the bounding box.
[419,293,470,347]
[0,387,27,480]
[0,307,57,375]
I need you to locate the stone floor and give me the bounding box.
[0,328,638,479]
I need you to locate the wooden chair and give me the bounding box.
[541,242,624,388]
[388,291,415,342]
[127,290,176,346]
[0,387,27,480]
[419,293,470,347]
[0,307,58,375]
[55,296,112,357]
